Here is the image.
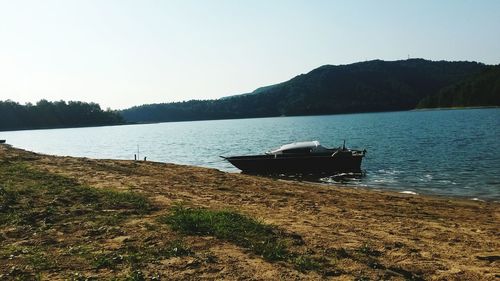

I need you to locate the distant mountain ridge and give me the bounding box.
[121,59,495,123]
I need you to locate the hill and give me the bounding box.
[417,65,500,108]
[121,59,487,123]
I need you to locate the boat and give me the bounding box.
[222,141,366,174]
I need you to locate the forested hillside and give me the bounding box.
[417,65,500,108]
[0,100,124,131]
[2,59,495,131]
[121,59,487,123]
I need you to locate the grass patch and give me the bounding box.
[0,162,152,228]
[27,251,54,271]
[291,255,323,272]
[127,269,146,281]
[0,160,156,277]
[162,205,288,261]
[90,239,193,271]
[161,205,325,272]
[92,252,124,270]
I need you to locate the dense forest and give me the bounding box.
[0,100,123,131]
[417,65,500,108]
[121,59,490,123]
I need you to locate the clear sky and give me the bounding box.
[1,0,499,109]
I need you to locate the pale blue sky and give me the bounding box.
[1,0,499,109]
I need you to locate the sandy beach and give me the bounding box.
[0,144,498,280]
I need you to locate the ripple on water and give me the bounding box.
[2,109,499,200]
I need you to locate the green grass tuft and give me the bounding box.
[291,255,323,272]
[161,205,330,273]
[162,205,288,261]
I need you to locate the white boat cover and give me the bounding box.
[266,141,328,155]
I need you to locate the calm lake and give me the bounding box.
[2,108,500,200]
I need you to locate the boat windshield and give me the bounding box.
[281,148,312,154]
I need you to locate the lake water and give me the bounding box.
[2,108,499,201]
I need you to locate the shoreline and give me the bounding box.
[1,106,497,133]
[3,143,498,203]
[1,145,499,280]
[232,172,500,203]
[412,105,500,111]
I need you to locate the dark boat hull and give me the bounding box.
[224,152,363,174]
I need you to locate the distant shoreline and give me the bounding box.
[1,106,498,133]
[0,122,128,133]
[412,105,500,111]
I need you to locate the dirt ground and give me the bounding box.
[0,144,499,280]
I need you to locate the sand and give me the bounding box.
[0,144,498,280]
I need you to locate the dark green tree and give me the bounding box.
[0,100,124,131]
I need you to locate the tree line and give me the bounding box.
[0,99,123,131]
